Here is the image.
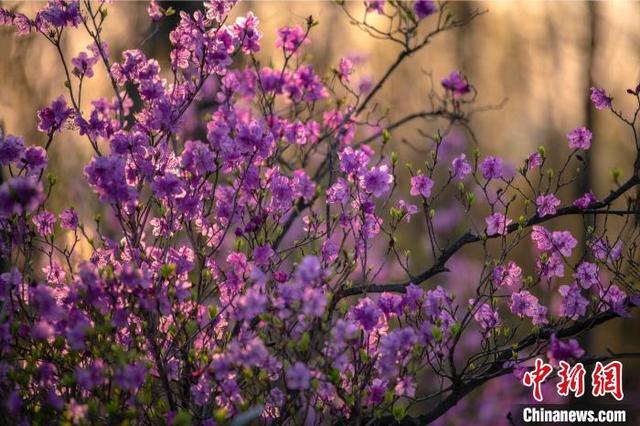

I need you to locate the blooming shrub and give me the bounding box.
[0,1,639,425]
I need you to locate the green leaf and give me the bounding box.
[431,325,443,342]
[392,404,407,422]
[160,263,177,279]
[298,331,311,352]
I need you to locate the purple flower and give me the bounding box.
[590,87,612,110]
[366,378,388,405]
[276,25,309,54]
[471,300,500,330]
[115,363,147,391]
[339,147,369,175]
[536,193,560,217]
[574,191,597,209]
[510,290,541,319]
[38,0,82,28]
[147,0,163,22]
[410,174,434,198]
[378,293,403,317]
[600,284,628,316]
[71,51,98,78]
[377,328,417,378]
[302,287,327,317]
[59,208,79,229]
[365,0,385,14]
[492,261,522,287]
[84,155,136,203]
[551,231,578,257]
[75,361,105,390]
[37,96,72,134]
[0,176,44,217]
[558,283,589,320]
[360,165,393,197]
[33,210,56,236]
[414,0,437,19]
[0,134,25,165]
[479,156,503,180]
[31,320,55,340]
[22,146,48,175]
[441,70,470,97]
[349,297,382,331]
[295,255,323,285]
[402,283,424,311]
[338,57,353,82]
[485,213,512,236]
[567,127,592,150]
[235,287,267,321]
[397,199,418,223]
[536,252,565,279]
[547,334,584,365]
[292,169,316,201]
[327,178,350,204]
[204,0,235,22]
[589,238,609,260]
[531,226,577,256]
[573,262,599,289]
[527,151,543,170]
[234,12,262,54]
[152,173,184,199]
[451,153,472,180]
[331,319,359,343]
[285,362,311,390]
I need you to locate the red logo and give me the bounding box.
[522,358,554,402]
[522,359,624,401]
[556,360,586,397]
[592,361,624,401]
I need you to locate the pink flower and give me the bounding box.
[485,213,512,236]
[536,193,560,217]
[451,153,472,180]
[479,156,503,180]
[574,191,597,209]
[567,127,592,150]
[573,262,599,289]
[414,0,437,19]
[527,152,543,169]
[410,174,434,198]
[338,57,353,82]
[558,283,589,320]
[590,87,612,110]
[276,25,309,54]
[359,164,393,197]
[492,261,522,287]
[441,70,470,97]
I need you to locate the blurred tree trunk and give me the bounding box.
[579,1,596,244]
[577,1,597,405]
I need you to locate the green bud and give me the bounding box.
[390,151,398,165]
[382,129,391,144]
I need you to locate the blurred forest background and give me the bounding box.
[1,0,639,417]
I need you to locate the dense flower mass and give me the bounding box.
[0,1,638,425]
